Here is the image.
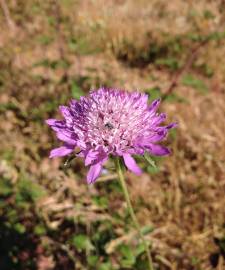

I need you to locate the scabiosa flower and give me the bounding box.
[46,88,176,184]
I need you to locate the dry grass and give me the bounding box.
[0,0,225,269]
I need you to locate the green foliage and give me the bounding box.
[33,59,70,69]
[147,164,160,175]
[0,177,13,197]
[87,255,99,267]
[92,220,116,251]
[188,31,225,43]
[16,178,46,204]
[144,153,157,168]
[37,35,54,45]
[14,223,26,234]
[92,196,109,208]
[119,244,136,267]
[164,93,188,103]
[0,102,18,113]
[155,57,181,71]
[70,234,94,252]
[145,87,161,101]
[191,256,201,267]
[68,37,102,55]
[169,128,177,140]
[182,74,208,93]
[31,95,68,120]
[98,262,113,270]
[203,10,215,19]
[146,87,187,103]
[34,224,47,236]
[47,16,56,27]
[71,80,85,99]
[134,243,146,257]
[141,225,154,235]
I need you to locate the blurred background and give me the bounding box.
[0,1,225,269]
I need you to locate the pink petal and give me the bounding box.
[59,106,72,119]
[49,145,74,158]
[149,98,161,112]
[166,122,178,129]
[87,163,103,184]
[56,132,77,145]
[123,153,142,175]
[151,113,166,126]
[85,149,99,166]
[45,119,57,126]
[45,119,65,132]
[147,144,170,156]
[136,130,167,148]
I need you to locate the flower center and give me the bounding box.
[104,122,114,130]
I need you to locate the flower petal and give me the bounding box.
[45,119,66,132]
[49,145,74,158]
[147,144,170,156]
[85,147,108,166]
[56,131,77,145]
[46,119,57,126]
[87,162,103,184]
[85,149,100,166]
[149,98,161,112]
[141,130,168,146]
[123,153,142,175]
[59,106,73,119]
[151,113,166,126]
[150,130,168,142]
[166,122,178,129]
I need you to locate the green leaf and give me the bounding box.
[92,196,108,208]
[0,178,13,196]
[16,178,47,203]
[182,74,208,93]
[34,224,47,236]
[98,262,112,270]
[203,10,215,19]
[37,35,54,45]
[120,245,136,268]
[87,255,98,267]
[144,154,157,168]
[145,87,161,101]
[33,59,70,69]
[14,223,26,234]
[155,57,180,71]
[71,81,85,99]
[191,256,200,266]
[147,166,160,175]
[70,234,94,252]
[135,243,146,257]
[135,257,150,270]
[141,225,154,235]
[164,93,188,103]
[169,128,177,139]
[119,244,136,267]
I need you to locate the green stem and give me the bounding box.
[115,157,154,270]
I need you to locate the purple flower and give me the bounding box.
[46,88,177,183]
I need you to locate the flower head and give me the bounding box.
[46,88,176,183]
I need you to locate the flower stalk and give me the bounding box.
[115,157,154,270]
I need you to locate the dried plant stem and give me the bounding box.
[115,157,154,270]
[0,0,16,33]
[162,38,209,100]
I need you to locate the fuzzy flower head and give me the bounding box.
[46,88,176,183]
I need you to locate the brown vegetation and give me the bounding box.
[0,1,225,269]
